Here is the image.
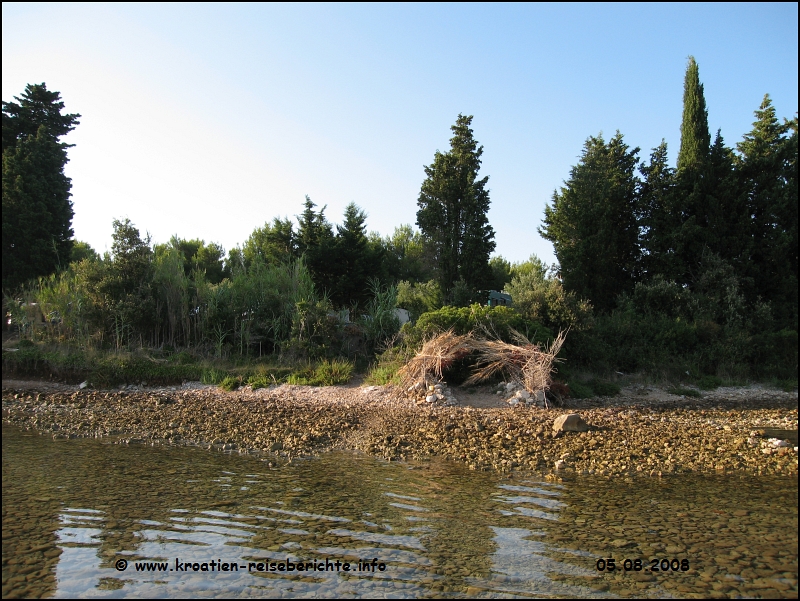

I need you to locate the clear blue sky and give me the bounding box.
[3,3,797,266]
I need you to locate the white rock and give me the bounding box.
[506,382,516,392]
[425,395,436,403]
[508,398,519,406]
[79,381,88,389]
[770,438,791,448]
[516,390,531,400]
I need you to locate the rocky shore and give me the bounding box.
[2,380,797,478]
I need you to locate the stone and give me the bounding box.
[769,438,790,448]
[79,381,88,390]
[425,395,436,403]
[516,390,530,400]
[552,413,590,433]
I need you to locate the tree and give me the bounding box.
[540,132,641,312]
[736,95,798,327]
[489,256,513,291]
[157,236,228,284]
[331,202,372,307]
[376,225,431,284]
[638,140,678,279]
[295,196,335,296]
[416,114,496,300]
[242,218,296,268]
[70,241,100,263]
[2,83,80,291]
[677,56,710,174]
[97,219,155,347]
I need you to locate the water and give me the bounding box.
[2,424,797,599]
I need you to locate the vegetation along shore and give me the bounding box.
[3,59,797,480]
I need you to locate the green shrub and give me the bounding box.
[405,304,553,349]
[588,378,620,396]
[219,375,240,391]
[364,363,402,386]
[201,368,227,385]
[285,359,353,386]
[568,381,594,399]
[666,386,702,398]
[313,358,354,386]
[696,375,723,390]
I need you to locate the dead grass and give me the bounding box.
[397,328,567,398]
[396,330,474,389]
[466,329,566,395]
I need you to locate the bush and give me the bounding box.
[313,358,354,386]
[405,304,553,349]
[696,375,723,390]
[588,378,620,396]
[364,363,402,386]
[286,359,354,386]
[568,381,594,399]
[219,375,240,391]
[667,386,702,398]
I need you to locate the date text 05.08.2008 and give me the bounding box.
[596,558,690,572]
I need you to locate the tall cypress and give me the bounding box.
[677,57,710,174]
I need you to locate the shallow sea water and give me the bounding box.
[2,424,797,599]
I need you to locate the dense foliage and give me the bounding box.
[3,68,797,385]
[2,84,80,290]
[536,57,797,380]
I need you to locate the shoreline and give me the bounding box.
[2,380,797,478]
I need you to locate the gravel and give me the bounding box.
[2,380,797,478]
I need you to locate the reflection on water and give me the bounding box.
[2,424,797,599]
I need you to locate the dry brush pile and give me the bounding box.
[398,329,567,405]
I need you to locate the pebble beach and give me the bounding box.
[2,380,797,478]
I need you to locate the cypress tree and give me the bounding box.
[677,56,710,174]
[416,115,496,301]
[539,132,641,312]
[2,84,80,291]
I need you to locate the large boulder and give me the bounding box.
[552,413,590,433]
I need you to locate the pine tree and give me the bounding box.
[331,202,372,307]
[2,84,80,290]
[736,96,798,326]
[639,140,677,279]
[677,56,710,174]
[295,196,335,296]
[539,132,641,312]
[416,115,496,301]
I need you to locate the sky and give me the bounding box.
[2,3,798,267]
